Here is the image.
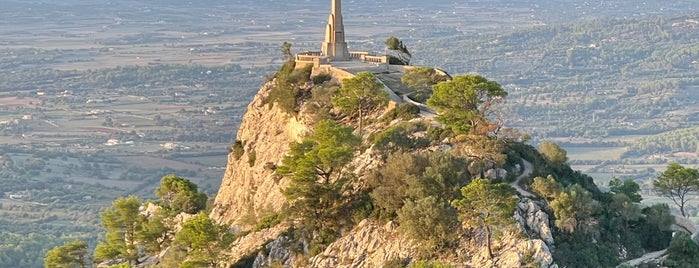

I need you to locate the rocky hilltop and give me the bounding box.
[207,66,566,267]
[205,48,681,267]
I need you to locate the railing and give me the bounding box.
[297,51,322,56]
[364,55,387,63]
[349,51,368,59]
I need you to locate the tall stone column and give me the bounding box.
[321,0,349,61]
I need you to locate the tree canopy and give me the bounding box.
[608,177,642,202]
[550,184,598,234]
[173,212,234,267]
[44,239,88,268]
[538,141,568,166]
[385,36,411,65]
[426,74,507,135]
[94,195,142,264]
[332,71,389,135]
[452,178,517,258]
[401,67,447,92]
[277,119,361,250]
[654,163,699,217]
[531,175,563,201]
[155,174,207,214]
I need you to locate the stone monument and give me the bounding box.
[320,0,350,61]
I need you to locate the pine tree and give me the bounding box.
[452,178,517,259]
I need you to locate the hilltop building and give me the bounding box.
[320,0,349,60]
[295,0,388,67]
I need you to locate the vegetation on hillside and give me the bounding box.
[255,60,675,267]
[44,175,219,267]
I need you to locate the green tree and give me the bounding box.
[550,184,598,234]
[665,232,699,267]
[538,141,568,166]
[451,134,506,179]
[531,175,563,201]
[385,36,412,65]
[397,196,459,254]
[332,71,389,135]
[608,177,642,202]
[654,163,699,217]
[609,193,642,223]
[426,75,507,135]
[173,212,233,267]
[137,207,171,254]
[452,178,518,258]
[277,119,360,243]
[401,67,447,91]
[94,195,143,264]
[44,239,88,268]
[367,151,470,221]
[281,41,293,61]
[155,174,207,214]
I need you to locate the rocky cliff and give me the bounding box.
[210,73,559,267]
[210,80,310,227]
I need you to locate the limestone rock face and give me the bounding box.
[252,235,296,268]
[209,80,310,227]
[309,219,416,267]
[514,197,554,245]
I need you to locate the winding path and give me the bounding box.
[511,160,535,197]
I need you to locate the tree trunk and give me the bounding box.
[680,201,687,217]
[485,225,493,259]
[358,106,364,136]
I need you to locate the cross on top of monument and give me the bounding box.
[321,0,350,61]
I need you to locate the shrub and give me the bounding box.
[267,81,300,114]
[384,258,408,268]
[247,150,257,167]
[383,103,421,122]
[288,64,313,84]
[397,196,459,255]
[312,73,332,85]
[665,232,699,267]
[267,60,313,114]
[231,140,244,160]
[372,121,428,152]
[409,260,454,268]
[253,213,282,232]
[274,60,295,79]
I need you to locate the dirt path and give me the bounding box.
[511,160,535,197]
[624,249,667,266]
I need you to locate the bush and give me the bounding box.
[267,81,300,114]
[372,121,428,152]
[247,150,257,167]
[384,258,408,268]
[288,64,313,84]
[397,196,459,255]
[308,228,337,256]
[312,73,332,85]
[274,60,296,79]
[407,90,432,103]
[267,60,313,114]
[409,260,454,268]
[253,214,282,232]
[231,140,244,160]
[383,103,421,122]
[665,232,699,267]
